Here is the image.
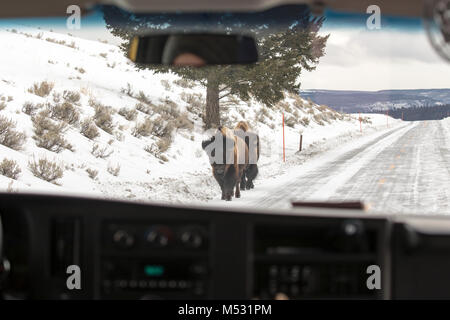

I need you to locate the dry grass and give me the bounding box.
[299,116,310,126]
[80,86,92,96]
[277,101,292,114]
[0,97,6,111]
[47,102,80,125]
[160,79,171,91]
[114,130,125,142]
[52,92,62,104]
[285,116,297,128]
[28,156,64,184]
[22,101,44,116]
[173,78,195,89]
[172,113,194,130]
[62,90,81,104]
[156,137,171,153]
[86,168,98,180]
[0,159,21,180]
[136,91,152,105]
[132,118,153,138]
[45,38,78,49]
[120,83,134,97]
[144,141,170,161]
[313,114,325,125]
[182,92,204,116]
[75,67,86,74]
[118,107,138,121]
[80,118,100,140]
[0,116,27,151]
[135,103,153,115]
[155,97,180,118]
[107,163,121,177]
[287,93,305,109]
[32,111,72,153]
[91,143,113,159]
[28,81,54,97]
[91,101,115,134]
[151,116,174,138]
[144,144,157,155]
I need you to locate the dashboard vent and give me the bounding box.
[50,218,82,277]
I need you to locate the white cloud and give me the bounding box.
[302,28,450,90]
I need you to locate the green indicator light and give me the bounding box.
[144,265,164,277]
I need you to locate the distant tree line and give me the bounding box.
[371,104,450,121]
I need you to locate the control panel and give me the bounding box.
[252,219,384,299]
[0,193,393,300]
[101,221,210,299]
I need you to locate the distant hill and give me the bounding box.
[300,89,450,113]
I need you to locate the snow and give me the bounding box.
[0,26,406,209]
[229,119,450,215]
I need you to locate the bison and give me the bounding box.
[234,121,260,190]
[201,126,248,201]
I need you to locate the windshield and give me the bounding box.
[0,5,449,215]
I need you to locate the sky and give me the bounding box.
[300,26,450,91]
[1,8,449,92]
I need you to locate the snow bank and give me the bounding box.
[0,27,403,205]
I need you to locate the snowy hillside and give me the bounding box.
[0,27,403,205]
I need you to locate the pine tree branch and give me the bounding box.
[218,84,232,93]
[219,91,234,100]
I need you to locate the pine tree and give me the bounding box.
[103,6,329,128]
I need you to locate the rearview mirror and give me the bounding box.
[128,34,259,67]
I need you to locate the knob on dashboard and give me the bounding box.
[112,230,135,248]
[145,226,172,247]
[335,219,368,252]
[180,229,203,248]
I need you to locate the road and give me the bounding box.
[239,120,450,214]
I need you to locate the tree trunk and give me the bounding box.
[205,78,220,129]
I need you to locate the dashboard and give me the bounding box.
[1,193,450,300]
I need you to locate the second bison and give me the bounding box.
[234,121,260,190]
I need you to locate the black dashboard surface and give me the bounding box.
[1,193,450,300]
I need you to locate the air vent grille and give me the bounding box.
[50,217,82,277]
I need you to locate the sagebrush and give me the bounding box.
[0,116,27,150]
[47,102,80,125]
[80,118,100,140]
[22,101,44,116]
[28,157,64,184]
[32,111,72,153]
[92,101,115,134]
[0,159,21,180]
[28,81,54,97]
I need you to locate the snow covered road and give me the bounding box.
[233,120,450,215]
